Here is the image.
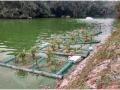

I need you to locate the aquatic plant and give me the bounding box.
[16,70,28,78]
[44,47,55,71]
[55,36,62,49]
[16,49,27,65]
[30,46,39,66]
[45,47,53,63]
[82,31,93,42]
[49,35,62,51]
[44,47,63,71]
[63,42,71,53]
[49,38,57,51]
[69,32,76,44]
[30,46,38,59]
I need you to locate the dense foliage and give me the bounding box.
[50,1,115,18]
[114,2,120,19]
[0,1,51,18]
[0,1,115,18]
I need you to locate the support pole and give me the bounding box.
[56,61,74,75]
[0,63,63,79]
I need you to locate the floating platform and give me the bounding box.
[92,31,102,36]
[61,31,102,39]
[51,50,90,58]
[73,40,100,44]
[0,62,63,79]
[0,55,16,64]
[39,43,49,50]
[57,56,82,75]
[0,26,103,79]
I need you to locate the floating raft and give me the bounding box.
[57,56,82,75]
[92,31,102,36]
[40,46,91,57]
[61,31,102,39]
[0,55,16,64]
[62,39,100,45]
[30,57,45,69]
[51,50,90,57]
[0,63,63,79]
[39,43,49,50]
[0,27,103,79]
[74,40,100,44]
[57,61,74,75]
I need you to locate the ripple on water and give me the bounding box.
[0,66,55,89]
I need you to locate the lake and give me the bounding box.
[0,18,86,89]
[0,18,87,52]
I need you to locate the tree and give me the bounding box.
[114,2,120,19]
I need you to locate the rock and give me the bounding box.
[66,16,71,18]
[86,17,94,20]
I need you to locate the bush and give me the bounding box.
[114,2,120,19]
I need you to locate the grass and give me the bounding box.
[63,19,120,89]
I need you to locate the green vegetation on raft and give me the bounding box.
[11,20,96,73]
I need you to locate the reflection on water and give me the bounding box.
[0,18,85,89]
[0,66,55,89]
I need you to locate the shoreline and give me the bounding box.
[56,19,114,89]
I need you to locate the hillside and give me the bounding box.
[0,1,115,19]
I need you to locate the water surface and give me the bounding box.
[0,18,86,89]
[0,18,86,52]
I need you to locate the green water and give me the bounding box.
[0,18,87,52]
[0,18,87,89]
[0,67,55,89]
